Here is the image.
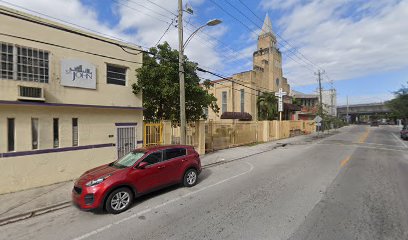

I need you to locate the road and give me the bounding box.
[1,125,408,240]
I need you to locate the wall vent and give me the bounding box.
[17,85,45,101]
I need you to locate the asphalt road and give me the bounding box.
[1,125,407,240]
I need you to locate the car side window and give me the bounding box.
[142,151,162,165]
[163,148,186,161]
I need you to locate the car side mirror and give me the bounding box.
[137,162,149,169]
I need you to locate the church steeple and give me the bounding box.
[257,13,277,50]
[260,13,274,36]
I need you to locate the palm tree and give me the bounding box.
[257,92,278,120]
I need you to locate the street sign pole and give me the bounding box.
[275,88,287,139]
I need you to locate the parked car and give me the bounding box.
[370,121,379,127]
[72,145,201,214]
[401,126,408,140]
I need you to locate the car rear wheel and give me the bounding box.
[183,169,198,187]
[105,187,133,214]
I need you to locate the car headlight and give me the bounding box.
[85,175,111,187]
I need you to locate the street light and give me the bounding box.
[178,0,221,144]
[183,19,222,49]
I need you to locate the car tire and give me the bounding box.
[105,187,133,214]
[183,169,198,187]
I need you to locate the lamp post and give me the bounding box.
[178,0,221,144]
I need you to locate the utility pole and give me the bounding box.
[346,96,349,123]
[315,70,324,131]
[178,0,186,144]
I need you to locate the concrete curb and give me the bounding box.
[0,201,71,226]
[0,131,337,226]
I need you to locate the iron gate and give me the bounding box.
[117,126,136,158]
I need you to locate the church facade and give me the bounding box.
[206,14,291,121]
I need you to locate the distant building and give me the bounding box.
[206,14,291,121]
[291,90,319,120]
[0,6,143,194]
[321,89,337,116]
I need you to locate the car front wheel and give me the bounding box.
[105,187,133,214]
[183,169,198,187]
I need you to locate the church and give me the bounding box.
[205,14,293,121]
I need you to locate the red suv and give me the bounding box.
[72,145,201,214]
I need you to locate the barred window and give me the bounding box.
[0,43,14,80]
[72,118,78,146]
[222,91,227,114]
[107,64,126,86]
[17,46,49,83]
[0,43,49,83]
[240,89,245,112]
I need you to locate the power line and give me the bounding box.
[155,16,177,46]
[0,32,144,64]
[197,66,273,94]
[143,0,177,16]
[0,7,152,55]
[207,0,319,74]
[236,0,323,71]
[0,0,142,48]
[199,76,259,97]
[124,0,175,21]
[112,0,172,24]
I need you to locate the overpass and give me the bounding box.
[337,102,391,123]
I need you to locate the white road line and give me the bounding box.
[318,142,408,153]
[392,133,408,148]
[72,162,254,240]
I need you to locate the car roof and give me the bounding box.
[142,144,193,152]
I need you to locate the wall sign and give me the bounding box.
[61,59,96,89]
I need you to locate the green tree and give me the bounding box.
[386,82,408,126]
[257,92,278,120]
[132,42,219,122]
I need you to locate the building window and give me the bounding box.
[0,43,14,80]
[0,43,49,82]
[107,64,126,86]
[72,118,78,146]
[31,118,39,150]
[7,118,15,152]
[276,78,280,87]
[17,46,49,83]
[222,91,227,114]
[203,107,208,118]
[240,89,245,112]
[53,118,59,148]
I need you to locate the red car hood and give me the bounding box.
[77,164,122,184]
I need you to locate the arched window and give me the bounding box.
[275,78,280,87]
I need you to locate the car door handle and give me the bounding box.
[158,166,166,169]
[181,159,186,162]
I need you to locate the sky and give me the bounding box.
[1,0,407,106]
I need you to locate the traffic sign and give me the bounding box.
[314,116,322,123]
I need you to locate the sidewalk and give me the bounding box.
[0,130,337,225]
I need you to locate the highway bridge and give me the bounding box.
[337,102,391,123]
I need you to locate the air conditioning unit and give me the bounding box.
[17,85,45,101]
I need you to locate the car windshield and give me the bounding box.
[111,151,145,168]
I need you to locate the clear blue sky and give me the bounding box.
[3,0,407,105]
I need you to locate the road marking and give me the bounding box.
[318,142,408,153]
[72,162,254,240]
[358,128,370,143]
[392,133,408,148]
[340,156,351,167]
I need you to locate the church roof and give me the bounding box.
[260,13,274,35]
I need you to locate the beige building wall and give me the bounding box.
[0,6,144,193]
[0,6,142,107]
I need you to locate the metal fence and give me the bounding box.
[143,122,162,147]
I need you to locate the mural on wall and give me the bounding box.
[61,59,96,89]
